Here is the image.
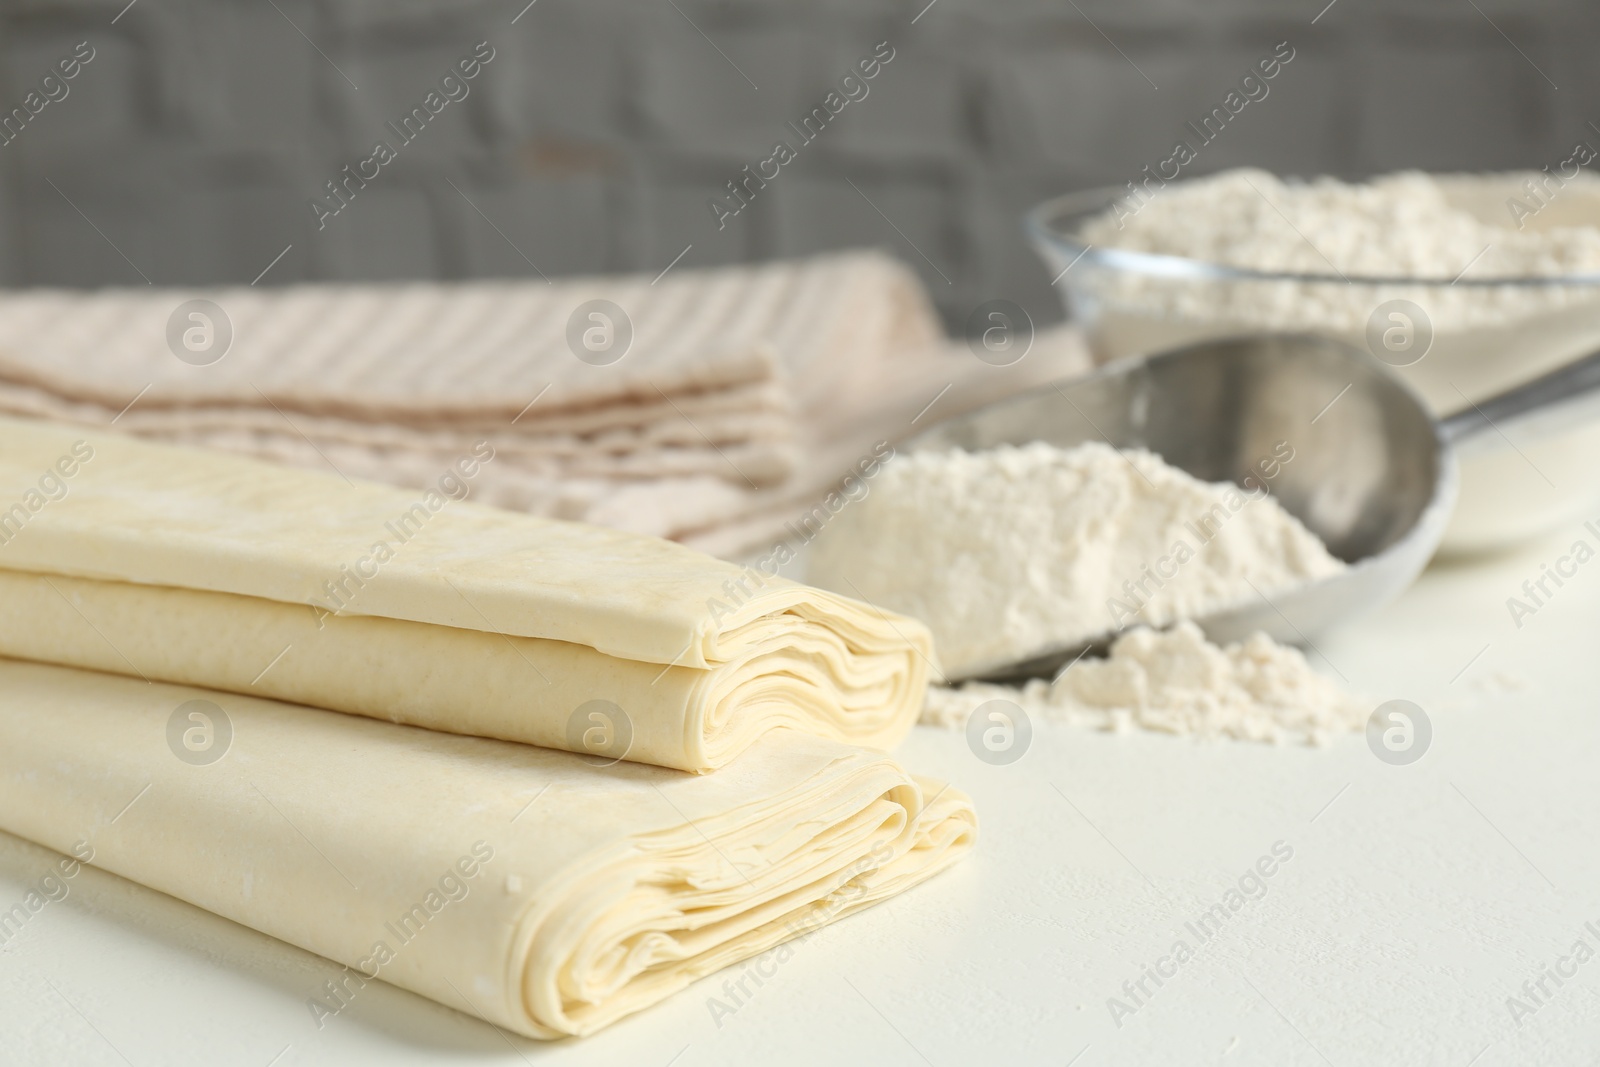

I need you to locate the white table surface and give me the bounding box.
[4,526,1600,1066]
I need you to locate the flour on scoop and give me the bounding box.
[807,441,1345,680]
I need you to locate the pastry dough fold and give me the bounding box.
[0,418,934,771]
[0,658,975,1038]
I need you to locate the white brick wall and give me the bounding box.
[0,0,1589,331]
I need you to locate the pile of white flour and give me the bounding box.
[807,441,1344,679]
[1083,168,1600,278]
[1078,168,1600,333]
[808,440,1364,745]
[924,623,1367,745]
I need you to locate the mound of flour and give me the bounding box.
[1077,168,1600,333]
[806,441,1344,679]
[1084,168,1600,279]
[923,622,1367,746]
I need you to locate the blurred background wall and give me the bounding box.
[0,0,1593,330]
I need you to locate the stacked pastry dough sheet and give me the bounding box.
[0,416,975,1038]
[0,251,944,547]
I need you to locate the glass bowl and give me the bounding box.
[1027,184,1600,553]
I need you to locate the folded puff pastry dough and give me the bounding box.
[0,417,935,772]
[0,657,976,1038]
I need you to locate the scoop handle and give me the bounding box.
[1439,348,1600,449]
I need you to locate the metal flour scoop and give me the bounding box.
[905,333,1600,683]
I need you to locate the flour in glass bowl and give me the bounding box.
[1077,168,1600,333]
[1083,168,1600,277]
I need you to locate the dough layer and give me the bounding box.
[0,658,976,1038]
[0,418,935,771]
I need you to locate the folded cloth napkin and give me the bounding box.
[0,416,934,772]
[0,251,943,526]
[0,657,976,1038]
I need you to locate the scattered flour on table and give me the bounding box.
[807,440,1345,680]
[1470,669,1526,694]
[922,622,1369,746]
